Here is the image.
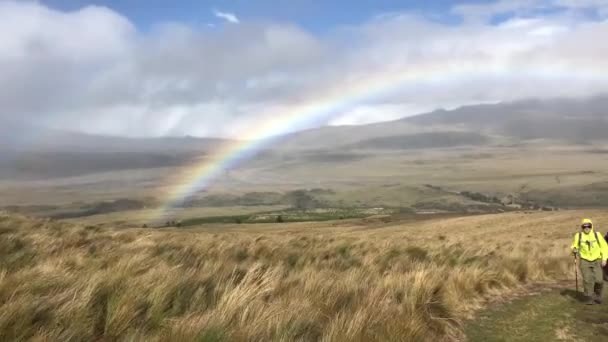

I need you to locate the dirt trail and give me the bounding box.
[465,282,608,341]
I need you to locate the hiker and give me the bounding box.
[605,232,608,281]
[571,218,608,304]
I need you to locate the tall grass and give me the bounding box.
[0,210,586,341]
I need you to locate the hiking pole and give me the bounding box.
[574,253,579,293]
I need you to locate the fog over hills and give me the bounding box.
[1,121,230,153]
[2,95,607,179]
[0,122,230,179]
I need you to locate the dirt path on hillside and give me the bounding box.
[464,281,608,341]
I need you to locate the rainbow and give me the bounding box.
[156,61,607,220]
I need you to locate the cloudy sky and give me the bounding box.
[1,0,608,138]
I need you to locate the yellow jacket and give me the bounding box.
[571,229,608,262]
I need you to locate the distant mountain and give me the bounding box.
[406,95,608,125]
[2,95,607,179]
[402,95,608,142]
[276,94,608,150]
[275,120,430,150]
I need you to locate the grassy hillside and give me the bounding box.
[3,144,608,219]
[348,131,490,150]
[0,210,594,341]
[0,151,195,180]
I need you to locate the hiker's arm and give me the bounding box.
[571,234,579,255]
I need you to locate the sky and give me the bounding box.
[1,0,608,138]
[38,0,470,31]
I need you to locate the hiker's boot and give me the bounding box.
[584,296,595,305]
[594,283,603,304]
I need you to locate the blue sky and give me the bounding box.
[42,0,494,31]
[38,0,608,35]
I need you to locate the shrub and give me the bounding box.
[405,246,428,261]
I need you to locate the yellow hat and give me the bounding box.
[581,218,593,227]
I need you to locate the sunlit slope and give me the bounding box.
[0,210,594,341]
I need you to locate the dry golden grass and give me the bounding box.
[0,209,596,341]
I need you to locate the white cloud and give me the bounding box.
[213,9,240,24]
[529,25,569,36]
[328,104,434,126]
[1,0,608,139]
